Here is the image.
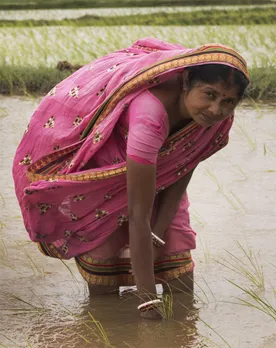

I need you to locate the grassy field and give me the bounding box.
[0,0,273,10]
[0,3,274,100]
[0,23,275,99]
[1,25,273,66]
[1,65,275,100]
[0,7,275,26]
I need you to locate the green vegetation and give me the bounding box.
[216,241,265,290]
[0,0,273,10]
[1,65,276,100]
[1,7,275,26]
[1,25,274,67]
[0,66,69,96]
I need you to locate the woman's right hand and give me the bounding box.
[140,308,163,320]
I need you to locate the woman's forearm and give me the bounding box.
[129,217,156,298]
[153,170,194,238]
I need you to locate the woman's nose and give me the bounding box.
[208,102,221,117]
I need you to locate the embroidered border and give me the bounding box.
[27,46,248,184]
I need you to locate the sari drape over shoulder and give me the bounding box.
[13,38,249,259]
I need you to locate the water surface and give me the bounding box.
[0,97,275,347]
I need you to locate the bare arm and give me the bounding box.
[152,169,194,239]
[127,157,157,299]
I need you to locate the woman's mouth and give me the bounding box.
[200,113,214,124]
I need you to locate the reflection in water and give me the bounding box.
[20,290,202,348]
[52,291,202,348]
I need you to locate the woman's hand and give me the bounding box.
[140,308,163,320]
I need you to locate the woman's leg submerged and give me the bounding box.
[75,223,132,295]
[75,190,196,296]
[154,192,196,294]
[161,269,194,294]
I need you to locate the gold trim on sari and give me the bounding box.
[26,45,249,184]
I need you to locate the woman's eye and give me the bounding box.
[225,100,234,106]
[205,92,214,98]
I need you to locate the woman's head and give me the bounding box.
[180,64,249,127]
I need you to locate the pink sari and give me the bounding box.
[13,38,249,270]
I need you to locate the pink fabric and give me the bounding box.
[86,190,193,260]
[125,90,169,165]
[127,155,154,165]
[12,38,241,259]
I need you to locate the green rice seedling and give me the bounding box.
[228,190,247,212]
[64,328,91,344]
[0,193,5,206]
[231,164,248,180]
[264,143,267,156]
[267,263,276,296]
[205,168,222,191]
[16,241,45,277]
[205,168,246,212]
[196,316,232,348]
[180,276,211,305]
[26,339,34,348]
[177,302,232,348]
[215,241,265,290]
[246,95,263,119]
[0,258,17,272]
[267,147,276,156]
[161,293,174,319]
[227,280,276,321]
[59,259,79,284]
[88,311,111,345]
[198,236,211,263]
[190,208,207,227]
[29,289,47,309]
[201,276,216,303]
[0,335,20,348]
[0,238,8,256]
[235,118,257,150]
[0,221,6,231]
[0,107,8,118]
[1,291,47,312]
[57,301,115,347]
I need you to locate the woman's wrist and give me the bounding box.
[151,232,165,248]
[138,299,162,312]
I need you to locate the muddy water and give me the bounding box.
[0,96,275,348]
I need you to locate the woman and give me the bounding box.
[13,37,249,319]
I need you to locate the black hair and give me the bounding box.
[185,64,249,100]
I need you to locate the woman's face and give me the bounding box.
[182,80,240,127]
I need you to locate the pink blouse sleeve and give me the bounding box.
[126,90,169,165]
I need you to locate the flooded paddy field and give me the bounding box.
[0,4,275,20]
[0,96,275,347]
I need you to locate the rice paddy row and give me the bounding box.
[0,0,273,10]
[1,65,275,100]
[1,7,275,26]
[1,25,274,68]
[1,4,276,21]
[0,23,274,99]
